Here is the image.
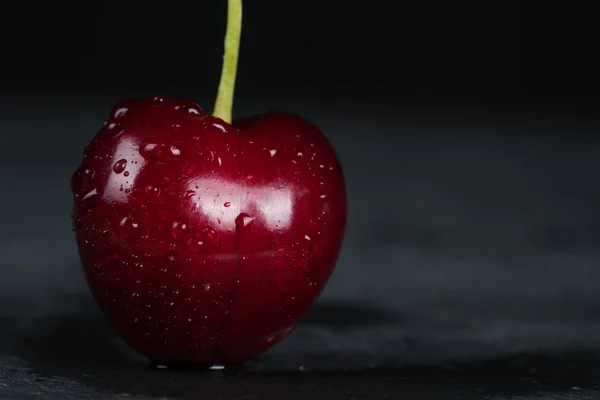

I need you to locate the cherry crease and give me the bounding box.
[70,96,347,365]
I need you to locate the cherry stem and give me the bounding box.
[212,0,242,124]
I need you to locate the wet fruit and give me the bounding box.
[70,0,346,365]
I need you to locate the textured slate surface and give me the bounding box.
[2,95,600,399]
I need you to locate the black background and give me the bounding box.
[3,1,597,112]
[6,1,525,106]
[4,2,600,400]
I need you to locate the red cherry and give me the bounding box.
[71,0,346,365]
[71,97,347,365]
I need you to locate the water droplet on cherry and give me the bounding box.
[140,140,182,162]
[113,107,128,118]
[224,202,231,207]
[171,221,187,239]
[115,216,139,238]
[113,159,127,174]
[187,237,204,252]
[212,123,226,132]
[204,227,217,241]
[235,213,255,231]
[72,216,82,231]
[82,188,98,201]
[145,185,162,201]
[174,103,202,115]
[105,122,124,136]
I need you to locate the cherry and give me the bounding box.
[71,0,346,366]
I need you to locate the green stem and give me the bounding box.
[212,0,242,124]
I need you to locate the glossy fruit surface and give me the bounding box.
[71,96,347,365]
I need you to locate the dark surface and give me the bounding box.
[2,95,600,399]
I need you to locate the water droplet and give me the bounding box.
[204,227,217,241]
[140,140,182,162]
[115,216,139,238]
[82,188,98,201]
[175,103,202,114]
[212,123,226,132]
[304,234,311,241]
[269,149,277,156]
[235,213,255,231]
[171,221,187,239]
[124,171,130,177]
[204,283,211,291]
[73,167,96,197]
[113,159,127,174]
[153,95,164,105]
[113,107,128,118]
[72,216,82,232]
[145,185,162,201]
[105,122,124,136]
[223,202,231,207]
[187,238,204,252]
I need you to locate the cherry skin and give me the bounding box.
[70,96,347,365]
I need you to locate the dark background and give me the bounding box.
[2,1,596,113]
[5,0,526,108]
[3,1,600,400]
